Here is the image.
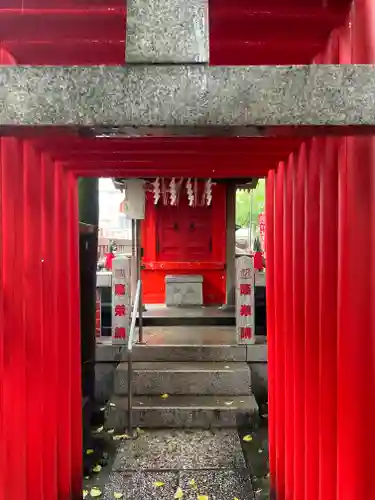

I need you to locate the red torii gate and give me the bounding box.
[0,1,375,500]
[267,3,375,500]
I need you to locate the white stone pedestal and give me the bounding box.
[165,275,203,306]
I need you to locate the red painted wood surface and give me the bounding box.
[293,143,307,500]
[336,5,375,500]
[266,4,375,500]
[142,185,226,305]
[157,201,212,262]
[41,152,59,500]
[0,139,82,500]
[304,137,321,500]
[274,161,286,499]
[1,1,375,500]
[265,171,276,490]
[0,1,349,65]
[318,30,339,500]
[283,153,294,500]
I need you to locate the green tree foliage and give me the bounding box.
[236,180,265,228]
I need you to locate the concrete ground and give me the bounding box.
[83,429,255,499]
[83,404,270,499]
[143,305,235,319]
[240,403,270,499]
[97,325,266,346]
[139,325,237,345]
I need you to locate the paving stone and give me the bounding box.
[102,471,178,500]
[180,469,254,500]
[112,429,246,471]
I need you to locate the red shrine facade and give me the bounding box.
[141,180,227,305]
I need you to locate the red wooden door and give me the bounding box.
[157,203,212,261]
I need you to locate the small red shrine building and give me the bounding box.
[140,179,247,305]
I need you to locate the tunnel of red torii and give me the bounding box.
[1,0,375,499]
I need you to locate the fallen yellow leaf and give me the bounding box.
[160,393,169,399]
[90,487,102,497]
[82,490,89,499]
[153,481,165,488]
[107,429,115,434]
[174,487,184,499]
[233,497,240,500]
[86,449,94,455]
[96,426,104,433]
[197,496,209,500]
[109,402,116,407]
[189,479,197,490]
[92,464,102,473]
[243,434,253,442]
[113,493,123,499]
[113,434,130,441]
[225,401,234,406]
[84,476,90,480]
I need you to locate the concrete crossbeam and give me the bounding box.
[1,65,375,127]
[126,0,209,63]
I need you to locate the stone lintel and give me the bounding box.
[1,65,375,127]
[126,0,209,63]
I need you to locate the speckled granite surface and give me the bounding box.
[103,469,253,499]
[1,65,375,126]
[126,0,208,63]
[99,429,253,499]
[112,429,246,470]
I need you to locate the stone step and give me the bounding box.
[102,430,254,499]
[106,394,258,429]
[127,344,247,362]
[114,361,252,396]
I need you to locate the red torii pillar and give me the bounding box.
[0,43,82,500]
[337,3,375,499]
[0,139,82,500]
[267,1,375,499]
[0,47,17,65]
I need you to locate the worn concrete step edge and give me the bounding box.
[114,361,252,396]
[124,344,247,362]
[105,394,259,429]
[96,343,267,363]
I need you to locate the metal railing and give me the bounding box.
[127,279,142,434]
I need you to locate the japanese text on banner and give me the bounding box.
[111,256,131,345]
[236,256,255,344]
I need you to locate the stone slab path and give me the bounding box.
[101,429,254,499]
